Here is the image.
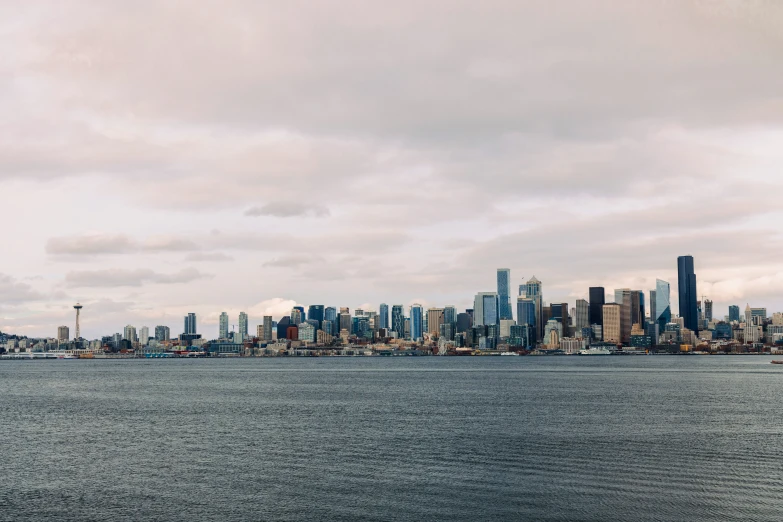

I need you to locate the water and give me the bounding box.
[1,356,782,521]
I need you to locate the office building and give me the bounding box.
[614,289,632,343]
[410,304,423,340]
[456,312,473,333]
[677,255,699,333]
[391,305,405,338]
[290,308,303,325]
[649,290,657,325]
[589,287,605,327]
[427,308,444,336]
[654,279,671,332]
[139,326,150,346]
[307,305,325,330]
[750,308,767,324]
[379,304,389,329]
[219,312,229,340]
[124,325,137,342]
[443,306,456,327]
[729,305,740,323]
[473,292,499,327]
[262,316,273,341]
[602,304,621,344]
[526,276,544,341]
[704,299,713,323]
[575,299,589,329]
[497,268,513,320]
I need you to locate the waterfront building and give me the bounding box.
[184,313,197,335]
[589,287,605,327]
[410,305,423,341]
[238,312,248,341]
[57,326,69,343]
[139,326,149,346]
[219,312,229,339]
[473,292,499,327]
[575,299,589,329]
[677,255,699,334]
[561,337,582,354]
[379,304,389,330]
[497,268,513,321]
[427,308,444,336]
[602,304,621,344]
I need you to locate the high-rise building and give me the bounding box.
[184,313,197,335]
[219,312,229,339]
[410,304,423,340]
[294,306,305,321]
[575,299,589,329]
[602,304,621,343]
[155,325,170,342]
[654,279,671,332]
[548,303,570,337]
[379,304,389,330]
[750,308,767,324]
[139,326,150,346]
[677,255,699,334]
[497,268,513,321]
[456,312,472,333]
[614,289,632,343]
[589,287,605,327]
[238,312,248,341]
[339,313,352,334]
[517,297,537,332]
[649,290,657,324]
[443,306,456,327]
[307,305,325,330]
[290,308,303,325]
[124,325,137,342]
[57,326,70,343]
[728,305,740,323]
[276,317,292,340]
[704,299,713,322]
[391,305,404,338]
[526,276,543,339]
[631,291,645,328]
[262,316,273,341]
[427,308,444,336]
[473,292,499,327]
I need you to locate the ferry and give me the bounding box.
[771,360,783,365]
[578,347,612,356]
[500,351,520,356]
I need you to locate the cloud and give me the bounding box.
[65,268,213,288]
[0,274,45,303]
[263,255,324,268]
[184,252,234,262]
[47,234,202,256]
[247,298,299,319]
[245,202,330,218]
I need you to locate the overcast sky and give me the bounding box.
[2,1,783,339]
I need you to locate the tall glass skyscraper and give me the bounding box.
[307,305,325,330]
[391,305,404,338]
[219,312,229,339]
[677,255,698,333]
[497,269,512,321]
[654,279,671,332]
[473,292,499,327]
[443,305,456,326]
[379,303,389,329]
[517,297,536,330]
[184,313,197,335]
[728,305,740,323]
[410,304,423,341]
[589,287,605,327]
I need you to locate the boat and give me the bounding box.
[771,360,783,365]
[578,347,612,356]
[500,352,520,356]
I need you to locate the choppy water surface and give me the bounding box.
[1,356,782,521]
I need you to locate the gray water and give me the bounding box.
[1,356,782,521]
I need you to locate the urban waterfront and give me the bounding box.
[2,356,782,521]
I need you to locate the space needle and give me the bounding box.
[74,303,83,340]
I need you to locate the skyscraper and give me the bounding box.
[443,305,456,327]
[677,255,698,334]
[391,305,404,338]
[602,304,621,343]
[124,325,137,342]
[379,304,389,329]
[262,316,273,340]
[294,306,305,321]
[307,305,325,330]
[155,325,170,342]
[525,276,543,341]
[184,313,197,335]
[238,312,248,341]
[57,326,69,343]
[139,326,150,346]
[729,305,740,323]
[473,292,499,327]
[614,289,632,343]
[219,312,229,339]
[427,308,444,336]
[517,297,537,331]
[588,287,605,327]
[649,290,657,325]
[654,279,671,332]
[497,269,513,321]
[410,304,423,341]
[704,299,713,322]
[575,299,589,329]
[290,308,303,325]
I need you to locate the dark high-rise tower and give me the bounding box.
[677,255,698,334]
[497,269,513,321]
[589,287,605,326]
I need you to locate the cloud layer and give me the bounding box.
[1,1,783,337]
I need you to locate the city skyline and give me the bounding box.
[2,2,783,337]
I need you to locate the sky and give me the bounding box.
[1,0,783,339]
